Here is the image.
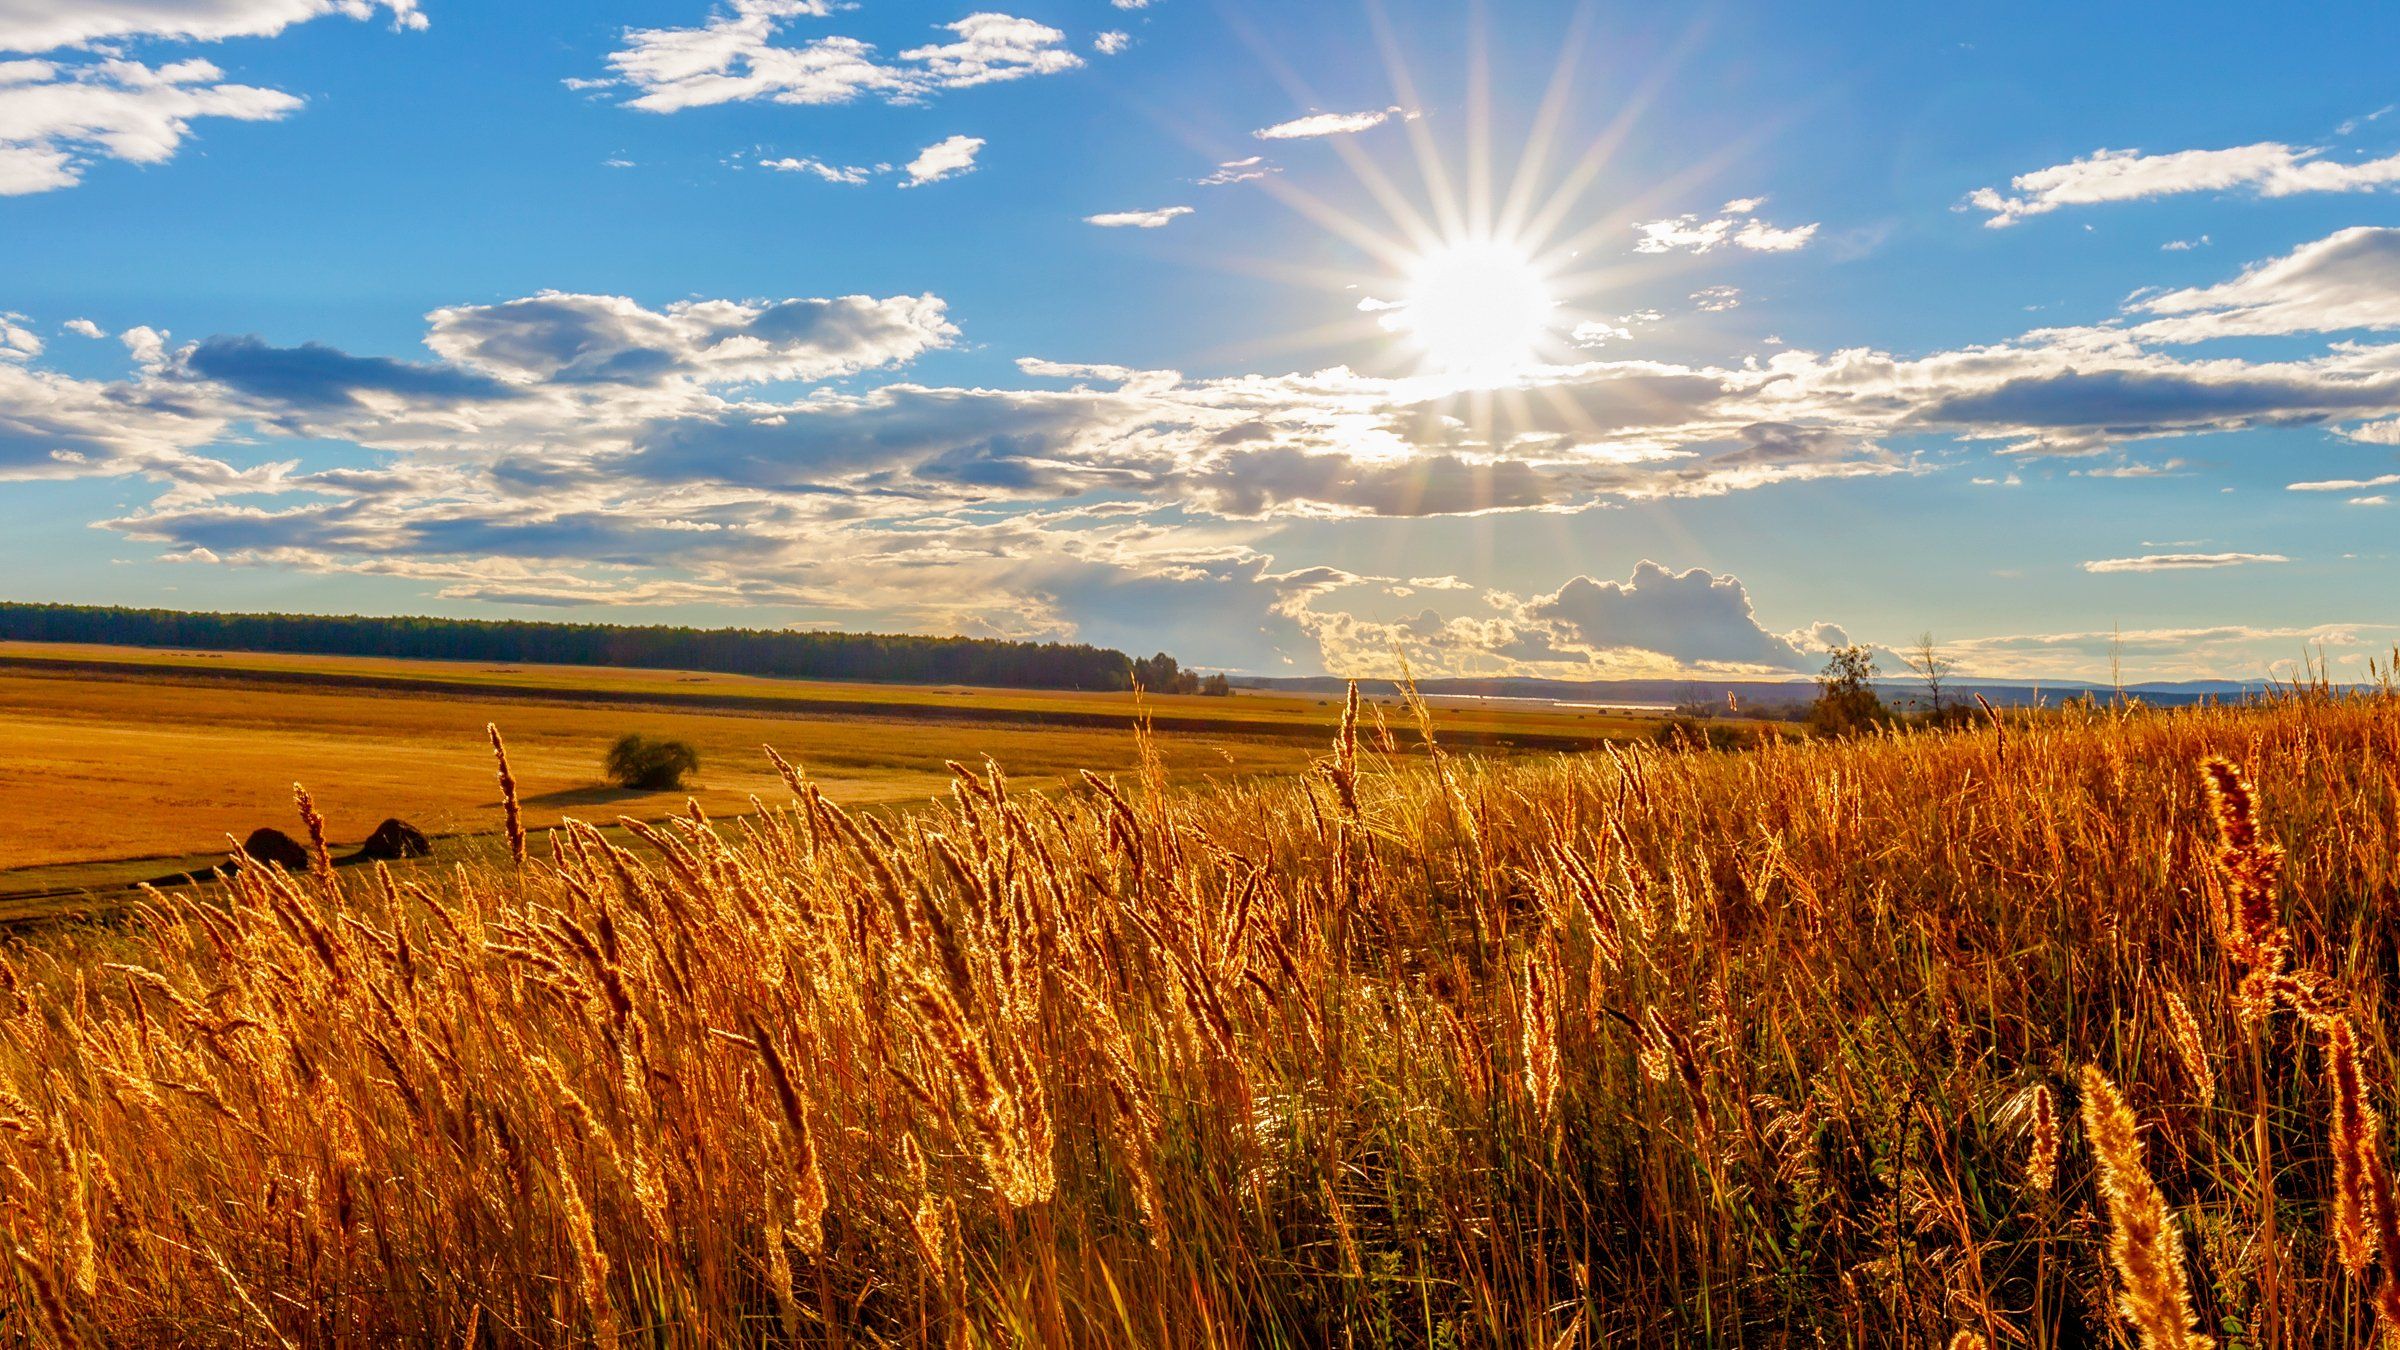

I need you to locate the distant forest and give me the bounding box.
[0,602,1152,691]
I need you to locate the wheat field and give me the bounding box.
[3,689,2399,1345]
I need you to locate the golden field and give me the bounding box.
[0,644,1638,885]
[3,686,2399,1343]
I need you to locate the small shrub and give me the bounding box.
[605,734,700,790]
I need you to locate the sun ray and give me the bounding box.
[1366,0,1468,243]
[1494,1,1599,244]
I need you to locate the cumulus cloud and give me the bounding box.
[423,291,957,385]
[1970,141,2400,227]
[2080,552,2290,573]
[22,226,2400,675]
[2131,227,2400,340]
[1633,197,1818,254]
[1524,561,1838,670]
[1084,205,1190,228]
[600,6,1080,113]
[901,133,981,186]
[0,0,423,51]
[0,56,303,194]
[1093,31,1129,55]
[1253,107,1406,140]
[179,334,518,411]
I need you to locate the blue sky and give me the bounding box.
[5,1,2400,681]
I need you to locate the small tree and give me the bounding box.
[606,734,700,790]
[1904,631,1955,712]
[1810,644,1886,736]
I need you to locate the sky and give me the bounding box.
[4,1,2400,684]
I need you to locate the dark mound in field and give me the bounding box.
[237,827,312,871]
[358,818,432,860]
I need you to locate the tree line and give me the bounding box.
[0,602,1150,691]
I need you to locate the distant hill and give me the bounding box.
[1233,673,2279,709]
[0,602,1140,692]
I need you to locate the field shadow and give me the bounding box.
[520,785,652,808]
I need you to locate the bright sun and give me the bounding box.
[1395,240,1555,378]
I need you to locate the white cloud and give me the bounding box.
[901,133,981,186]
[1633,198,1819,254]
[2131,227,2400,340]
[0,311,38,358]
[1253,107,1405,140]
[2080,552,2290,573]
[0,0,424,51]
[2288,472,2400,492]
[2339,105,2395,137]
[762,154,874,184]
[1084,205,1191,228]
[1524,561,1840,671]
[1970,141,2400,227]
[1093,31,1129,55]
[0,56,303,195]
[1197,155,1273,186]
[2349,494,2388,505]
[62,318,104,339]
[602,6,1081,114]
[2162,235,2210,251]
[1690,285,1741,312]
[422,291,957,385]
[22,228,2400,675]
[1111,0,1151,7]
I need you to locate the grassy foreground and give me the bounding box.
[4,691,2400,1345]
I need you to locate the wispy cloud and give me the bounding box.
[1196,155,1274,186]
[1970,141,2400,227]
[761,155,877,184]
[2288,472,2400,492]
[1084,205,1191,228]
[1253,107,1408,140]
[2081,552,2290,573]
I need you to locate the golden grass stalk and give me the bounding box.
[487,722,525,867]
[2164,992,2215,1104]
[2080,1066,2213,1350]
[2330,1015,2376,1278]
[2026,1082,2059,1196]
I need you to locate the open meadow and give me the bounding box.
[0,642,1647,900]
[2,685,2397,1344]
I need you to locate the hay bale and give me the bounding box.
[238,827,312,871]
[358,818,432,860]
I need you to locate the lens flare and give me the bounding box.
[1392,239,1556,377]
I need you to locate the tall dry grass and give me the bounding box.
[2,690,2400,1344]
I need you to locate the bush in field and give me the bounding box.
[604,733,700,790]
[1809,642,1887,736]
